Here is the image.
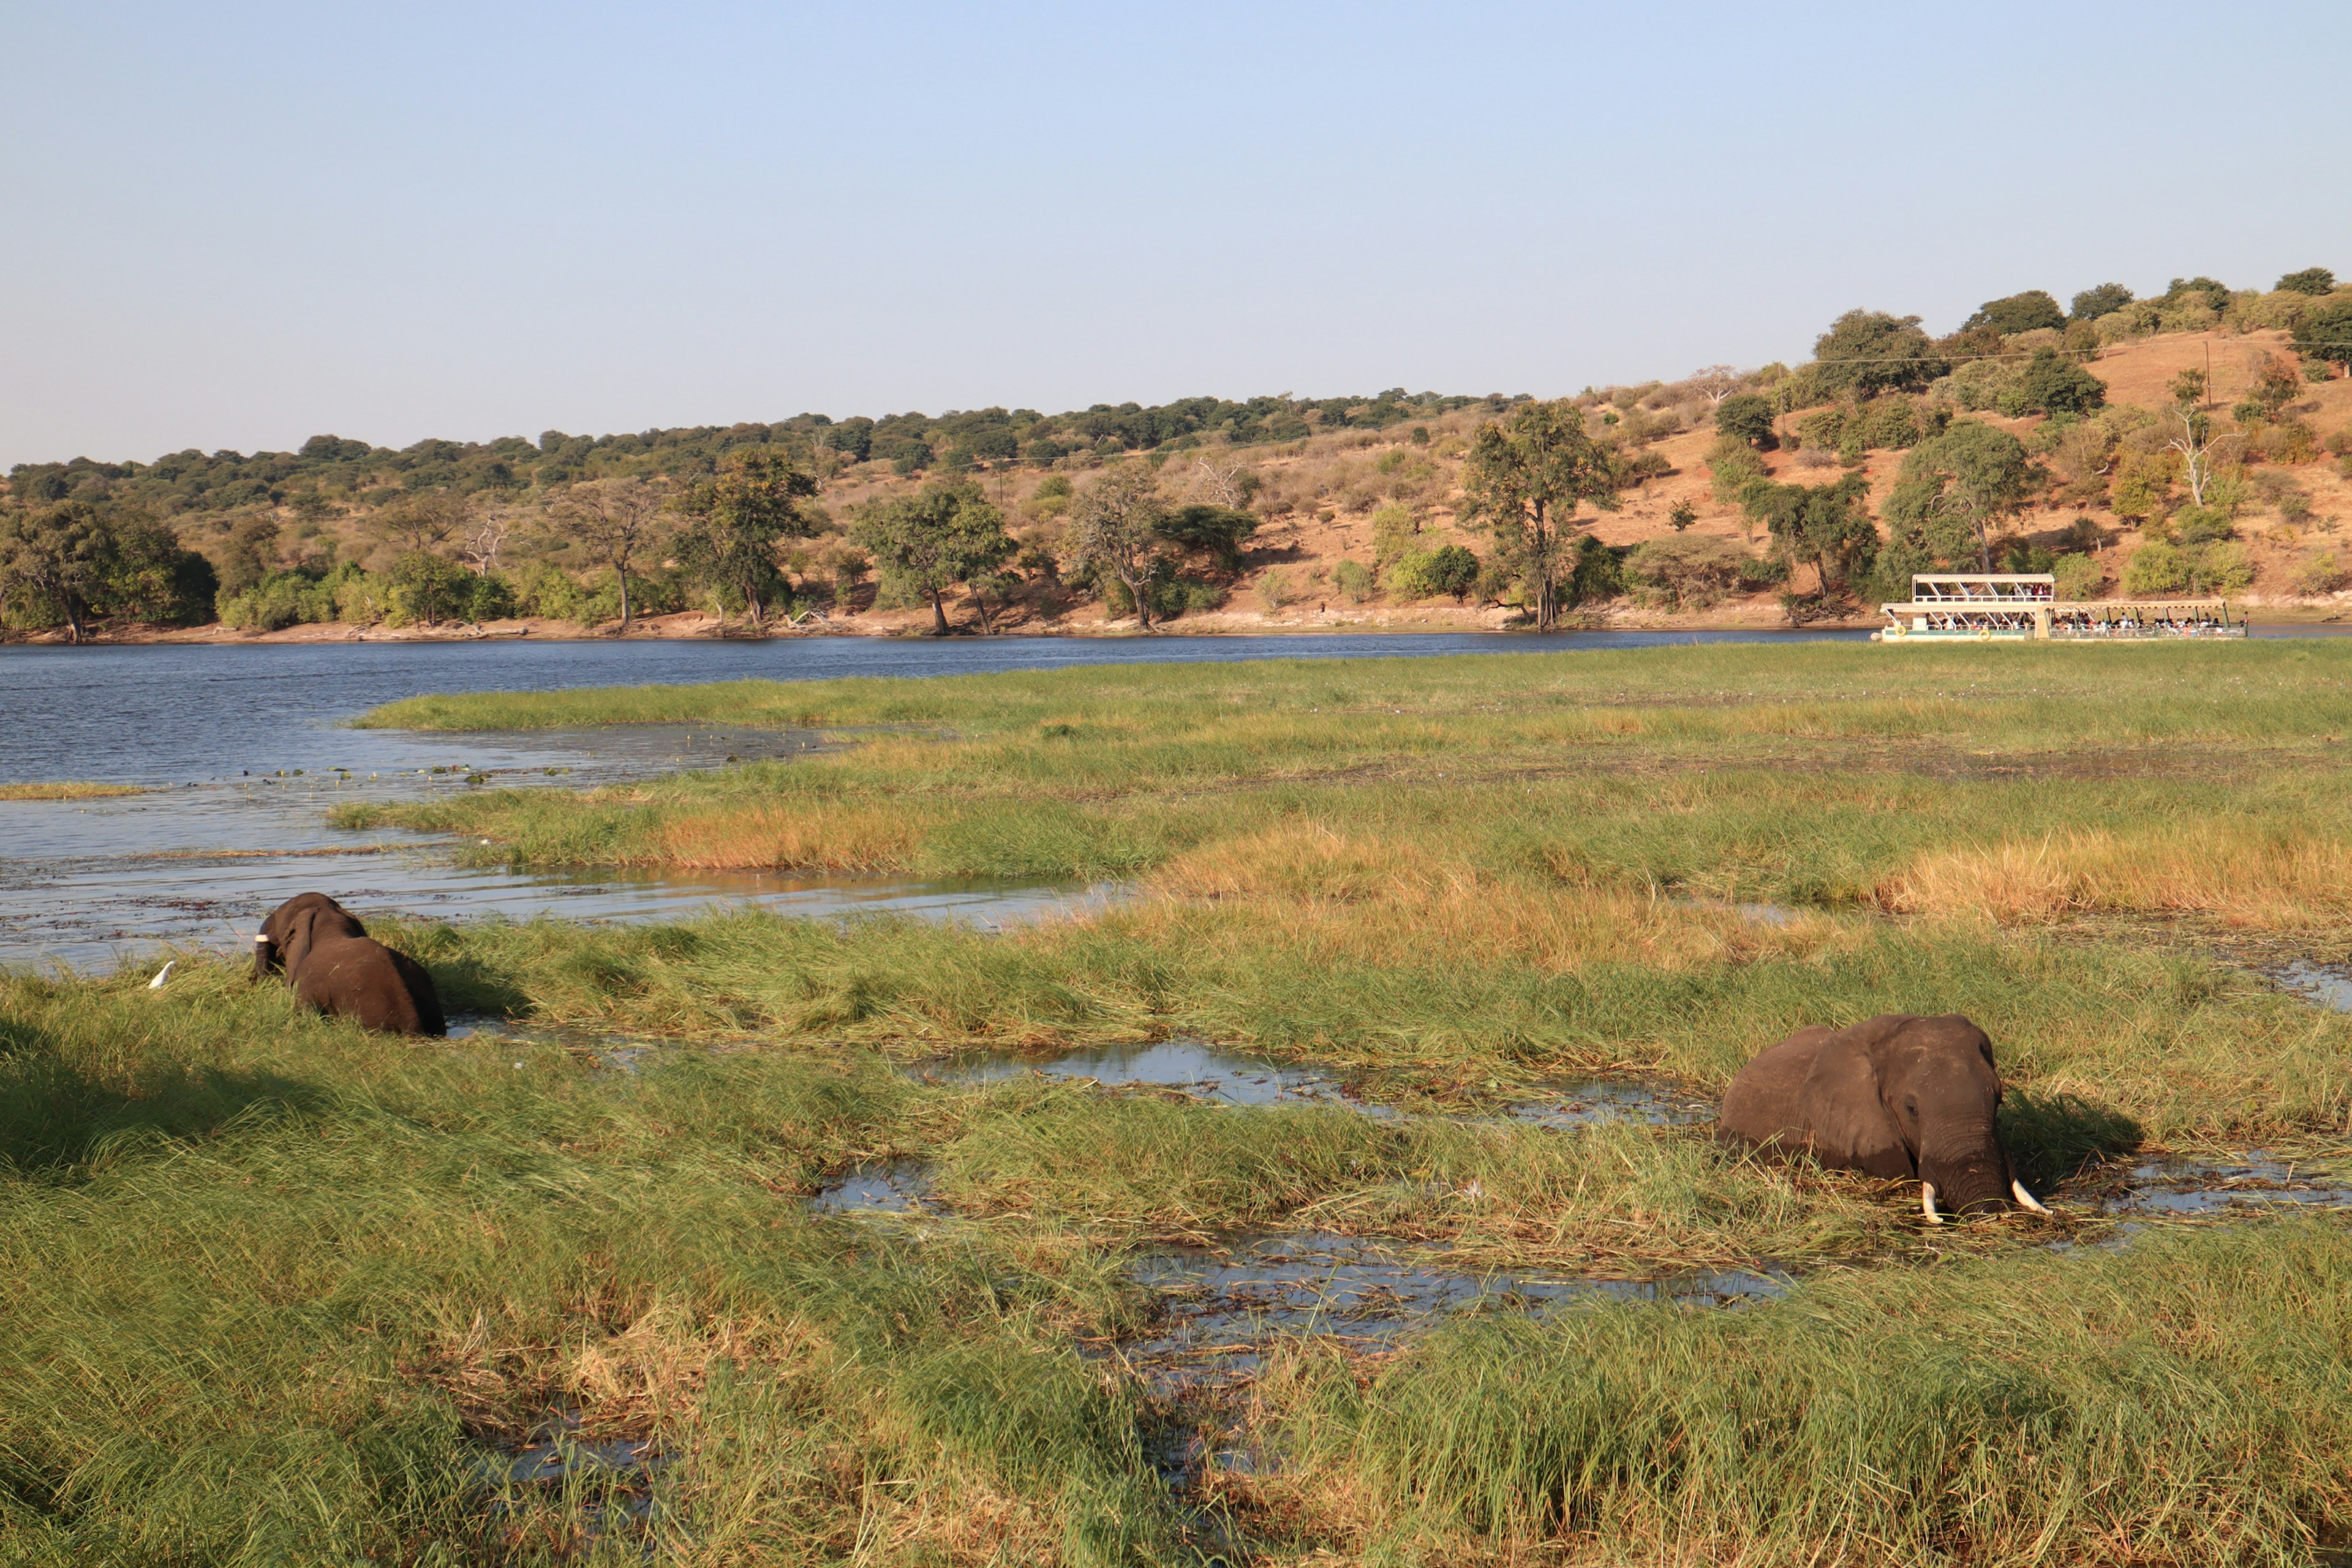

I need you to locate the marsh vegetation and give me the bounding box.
[9,642,2352,1561]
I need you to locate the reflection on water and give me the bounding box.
[1507,1076,1716,1129]
[2100,1152,2352,1215]
[921,1038,1389,1115]
[2275,960,2352,1013]
[1121,1232,1788,1387]
[810,1161,937,1215]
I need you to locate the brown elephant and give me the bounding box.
[254,892,445,1036]
[1717,1013,2049,1222]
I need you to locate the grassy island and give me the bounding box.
[7,642,2352,1562]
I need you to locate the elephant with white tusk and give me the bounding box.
[253,892,446,1037]
[1717,1014,2049,1221]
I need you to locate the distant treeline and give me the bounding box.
[6,390,1484,518]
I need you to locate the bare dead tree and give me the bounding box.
[1191,456,1257,510]
[1685,365,1746,409]
[2163,406,2239,509]
[552,477,669,631]
[460,509,517,576]
[365,490,472,555]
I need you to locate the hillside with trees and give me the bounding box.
[6,269,2351,641]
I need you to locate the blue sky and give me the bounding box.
[5,1,2346,467]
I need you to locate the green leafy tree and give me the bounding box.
[1743,473,1878,597]
[1156,504,1259,572]
[1066,468,1173,630]
[2005,349,2108,417]
[1459,399,1623,630]
[2277,267,2337,296]
[2069,282,2135,322]
[1812,310,1948,396]
[388,549,470,627]
[107,515,217,625]
[1882,421,2035,571]
[554,477,668,630]
[674,450,819,630]
[1713,393,1777,448]
[2293,297,2352,379]
[1963,290,2067,336]
[0,503,119,642]
[850,481,1014,635]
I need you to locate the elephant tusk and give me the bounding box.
[148,960,174,990]
[1920,1182,1943,1225]
[2011,1179,2052,1214]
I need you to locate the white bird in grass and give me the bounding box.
[148,960,175,990]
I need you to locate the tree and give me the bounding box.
[1882,422,2034,571]
[217,514,282,597]
[459,509,516,576]
[1714,393,1776,448]
[369,491,472,554]
[1963,290,2067,336]
[2293,297,2352,379]
[1812,310,1948,396]
[556,478,668,631]
[1745,473,1877,597]
[1685,365,1745,408]
[388,549,469,627]
[107,514,217,625]
[0,503,118,641]
[2008,349,2107,417]
[2069,282,2135,322]
[1158,503,1258,573]
[850,481,1014,635]
[1189,457,1261,511]
[2277,267,2337,296]
[674,449,819,630]
[1066,467,1173,630]
[1459,399,1623,631]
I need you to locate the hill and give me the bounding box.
[5,273,2350,641]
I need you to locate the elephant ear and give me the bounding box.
[1799,1033,1915,1179]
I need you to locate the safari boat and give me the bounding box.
[1874,573,2243,643]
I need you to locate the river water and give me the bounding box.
[0,631,1869,970]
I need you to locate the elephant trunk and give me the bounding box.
[1920,1115,2015,1215]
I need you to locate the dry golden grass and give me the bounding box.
[0,780,149,801]
[658,801,929,871]
[1881,825,2352,927]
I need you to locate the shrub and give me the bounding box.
[1856,396,1925,450]
[2293,298,2352,379]
[2173,507,2234,545]
[386,550,471,627]
[2185,541,2253,594]
[1668,500,1698,532]
[1369,503,1419,568]
[2121,541,2187,595]
[2002,350,2106,417]
[1705,435,1768,503]
[1714,393,1776,447]
[1333,559,1374,603]
[2109,451,2174,523]
[2052,552,2105,599]
[465,571,516,622]
[2279,492,2315,526]
[1795,407,1847,450]
[1624,535,1751,609]
[2291,551,2346,596]
[1385,545,1480,600]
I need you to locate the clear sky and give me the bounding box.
[5,1,2347,469]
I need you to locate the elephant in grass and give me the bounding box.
[1717,1013,2049,1222]
[253,892,446,1036]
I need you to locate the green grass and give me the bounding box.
[12,643,2352,1559]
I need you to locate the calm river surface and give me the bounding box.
[2,630,1864,970]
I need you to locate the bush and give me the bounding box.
[2291,551,2346,596]
[1706,434,1769,503]
[1624,535,1752,609]
[2052,552,2105,599]
[2121,541,2187,595]
[1856,397,1925,450]
[2185,541,2254,594]
[2173,506,2234,545]
[1964,290,2067,336]
[1332,559,1374,604]
[1369,503,1419,568]
[1385,545,1480,601]
[465,571,516,622]
[2277,268,2337,296]
[1795,408,1847,451]
[386,550,470,627]
[2070,282,2134,322]
[2002,350,2106,417]
[1713,393,1776,448]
